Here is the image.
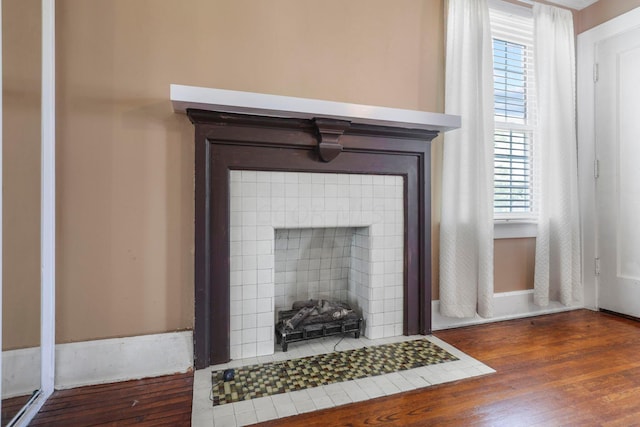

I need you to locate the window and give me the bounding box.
[490,4,536,219]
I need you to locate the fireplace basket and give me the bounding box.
[275,308,363,352]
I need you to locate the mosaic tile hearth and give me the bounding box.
[211,338,458,406]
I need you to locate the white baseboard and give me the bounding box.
[432,290,584,330]
[55,331,194,390]
[1,347,41,399]
[2,331,194,396]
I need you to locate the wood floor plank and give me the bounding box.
[2,394,33,427]
[31,389,192,426]
[39,377,192,413]
[29,372,193,427]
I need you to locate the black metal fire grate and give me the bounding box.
[275,307,363,352]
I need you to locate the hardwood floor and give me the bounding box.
[23,309,640,426]
[2,394,33,427]
[29,372,193,426]
[263,309,640,426]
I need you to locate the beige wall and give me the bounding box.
[2,0,541,345]
[2,0,41,350]
[577,0,640,33]
[494,238,536,293]
[54,0,452,343]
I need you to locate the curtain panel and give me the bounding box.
[440,0,495,318]
[532,4,581,306]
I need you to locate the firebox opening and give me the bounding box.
[274,227,366,319]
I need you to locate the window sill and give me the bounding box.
[494,220,537,239]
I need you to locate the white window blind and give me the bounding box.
[490,4,537,219]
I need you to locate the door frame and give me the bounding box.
[577,6,640,312]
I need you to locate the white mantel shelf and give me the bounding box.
[170,84,461,132]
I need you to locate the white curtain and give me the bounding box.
[440,0,495,318]
[533,4,581,306]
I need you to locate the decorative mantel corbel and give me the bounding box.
[313,118,351,162]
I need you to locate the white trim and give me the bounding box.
[432,290,583,330]
[1,348,40,399]
[576,6,640,312]
[54,331,193,390]
[0,0,4,413]
[170,84,461,132]
[494,0,598,11]
[40,0,56,399]
[548,0,597,11]
[494,220,537,239]
[489,0,532,20]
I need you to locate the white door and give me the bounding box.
[596,26,640,317]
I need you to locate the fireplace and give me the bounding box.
[172,85,459,368]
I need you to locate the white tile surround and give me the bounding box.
[191,334,496,427]
[229,171,404,360]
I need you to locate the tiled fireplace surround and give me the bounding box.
[229,170,404,359]
[187,108,441,369]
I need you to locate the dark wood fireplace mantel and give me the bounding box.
[173,85,460,369]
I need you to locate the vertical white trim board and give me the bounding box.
[0,0,4,411]
[577,6,640,312]
[40,0,56,398]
